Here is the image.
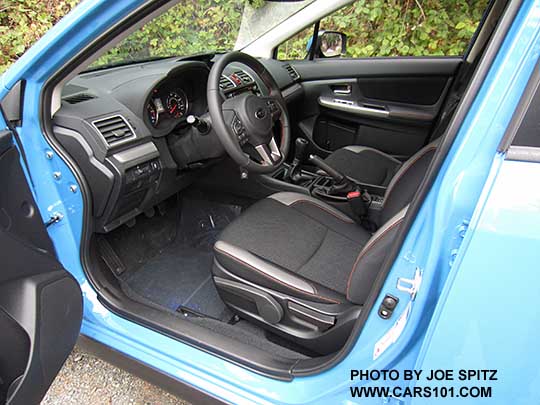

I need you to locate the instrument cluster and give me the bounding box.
[146,86,189,128]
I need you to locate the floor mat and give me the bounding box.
[179,197,243,250]
[120,243,232,320]
[101,195,312,359]
[115,197,243,322]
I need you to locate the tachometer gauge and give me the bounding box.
[147,101,159,127]
[166,90,188,118]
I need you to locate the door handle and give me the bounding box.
[331,84,352,95]
[318,97,389,119]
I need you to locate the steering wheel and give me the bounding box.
[207,52,290,174]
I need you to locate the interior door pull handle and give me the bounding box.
[318,97,389,119]
[332,85,351,95]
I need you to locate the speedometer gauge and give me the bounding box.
[147,101,158,127]
[166,90,188,118]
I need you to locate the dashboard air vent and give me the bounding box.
[219,75,236,90]
[233,70,253,84]
[93,115,135,146]
[283,64,300,81]
[63,93,96,104]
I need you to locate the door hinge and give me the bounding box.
[396,267,423,300]
[45,212,63,227]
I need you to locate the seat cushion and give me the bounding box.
[214,192,371,304]
[324,146,401,186]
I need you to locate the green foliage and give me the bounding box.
[92,0,248,68]
[0,0,80,73]
[1,0,488,74]
[278,0,489,60]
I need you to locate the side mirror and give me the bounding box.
[317,31,347,58]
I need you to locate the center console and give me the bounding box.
[263,138,388,222]
[272,163,384,203]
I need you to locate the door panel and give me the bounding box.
[293,57,461,81]
[290,57,460,160]
[0,129,82,405]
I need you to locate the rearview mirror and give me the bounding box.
[317,31,347,58]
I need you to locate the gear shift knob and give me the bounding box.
[288,138,310,184]
[294,138,309,163]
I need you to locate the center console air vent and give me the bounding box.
[233,70,253,84]
[283,64,300,81]
[63,93,96,104]
[219,75,236,90]
[92,115,135,146]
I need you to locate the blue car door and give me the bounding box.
[0,103,82,405]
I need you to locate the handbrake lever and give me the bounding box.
[308,155,352,190]
[309,154,372,224]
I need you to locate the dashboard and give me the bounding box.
[52,55,303,233]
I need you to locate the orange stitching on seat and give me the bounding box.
[382,146,437,208]
[290,200,355,223]
[214,247,342,304]
[345,218,404,301]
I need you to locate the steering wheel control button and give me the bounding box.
[378,294,399,319]
[266,99,279,114]
[232,115,248,145]
[232,116,243,134]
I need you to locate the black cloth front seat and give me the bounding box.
[211,140,438,353]
[323,137,442,187]
[323,145,402,186]
[214,193,407,305]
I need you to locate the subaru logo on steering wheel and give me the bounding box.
[255,108,267,119]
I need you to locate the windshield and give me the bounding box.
[88,0,315,70]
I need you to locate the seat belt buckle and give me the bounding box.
[347,189,370,219]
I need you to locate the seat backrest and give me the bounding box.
[379,137,440,225]
[347,205,408,304]
[346,137,439,304]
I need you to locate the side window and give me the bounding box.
[277,0,488,60]
[277,27,313,61]
[511,76,540,148]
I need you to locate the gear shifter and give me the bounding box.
[289,138,310,183]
